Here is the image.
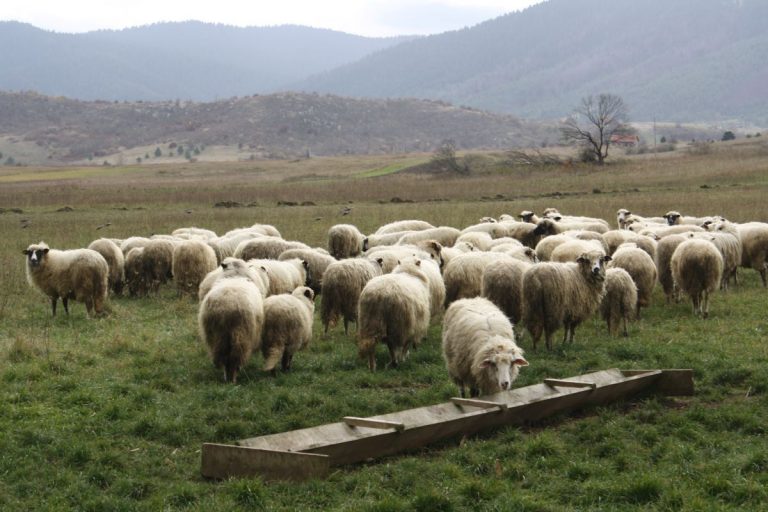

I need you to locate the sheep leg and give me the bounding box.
[62,297,70,315]
[367,352,376,372]
[702,291,710,319]
[622,316,629,337]
[545,330,553,351]
[343,317,350,336]
[469,387,480,398]
[760,265,767,287]
[50,297,58,316]
[281,351,292,372]
[636,304,642,320]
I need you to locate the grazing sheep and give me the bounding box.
[492,245,538,263]
[88,238,125,295]
[600,268,638,337]
[172,227,217,240]
[248,258,308,296]
[198,277,264,383]
[364,245,433,273]
[603,230,657,260]
[397,226,461,248]
[687,232,742,289]
[124,247,146,297]
[357,260,431,371]
[522,250,611,350]
[542,209,611,230]
[655,234,688,304]
[375,220,434,235]
[443,252,512,306]
[120,236,151,257]
[550,239,606,263]
[401,256,446,322]
[172,239,219,296]
[327,224,365,259]
[362,231,414,251]
[481,258,533,328]
[501,221,543,248]
[671,239,724,317]
[198,257,270,301]
[320,258,383,335]
[261,287,315,373]
[208,232,264,263]
[442,297,528,398]
[708,220,768,287]
[141,239,175,293]
[235,237,310,261]
[278,248,336,294]
[456,231,494,251]
[535,234,571,262]
[24,242,109,317]
[460,222,508,239]
[440,241,475,267]
[608,243,657,318]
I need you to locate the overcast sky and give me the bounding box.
[3,0,546,37]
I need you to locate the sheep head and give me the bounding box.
[577,251,611,281]
[23,242,50,268]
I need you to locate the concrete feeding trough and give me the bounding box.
[202,368,693,482]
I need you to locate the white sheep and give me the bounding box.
[172,227,218,240]
[375,219,434,234]
[522,250,611,350]
[24,242,109,317]
[172,239,218,296]
[397,226,461,248]
[88,238,125,295]
[401,256,446,322]
[198,277,264,383]
[600,268,638,337]
[460,222,508,239]
[327,224,364,259]
[481,257,533,329]
[235,237,309,261]
[707,220,768,287]
[671,239,724,318]
[248,258,308,296]
[655,234,688,304]
[455,231,494,251]
[443,252,512,306]
[686,231,742,289]
[261,287,315,373]
[550,239,606,263]
[357,259,431,370]
[320,258,383,335]
[440,241,475,267]
[442,297,528,398]
[608,243,657,318]
[278,248,336,294]
[198,257,270,301]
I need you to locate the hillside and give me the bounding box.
[297,0,768,124]
[0,91,556,163]
[0,21,412,101]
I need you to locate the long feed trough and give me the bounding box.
[202,368,693,481]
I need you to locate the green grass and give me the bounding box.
[2,144,768,510]
[355,159,425,178]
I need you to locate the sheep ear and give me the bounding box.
[260,266,268,274]
[514,358,529,367]
[602,255,612,263]
[23,249,30,255]
[42,248,49,254]
[303,288,314,300]
[302,260,309,270]
[415,259,421,266]
[376,257,384,266]
[479,359,493,369]
[576,254,587,263]
[221,263,229,270]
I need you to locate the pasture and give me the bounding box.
[2,139,768,510]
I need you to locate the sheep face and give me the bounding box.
[617,209,631,225]
[664,211,681,226]
[23,243,49,268]
[533,219,556,236]
[577,251,611,281]
[479,344,528,391]
[519,210,535,223]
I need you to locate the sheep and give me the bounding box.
[362,231,414,251]
[535,234,571,262]
[634,224,705,238]
[172,239,218,296]
[501,221,543,248]
[492,245,538,263]
[172,227,217,240]
[375,220,434,234]
[671,239,723,318]
[541,209,611,230]
[261,287,315,373]
[707,220,768,287]
[443,252,512,306]
[455,231,494,251]
[616,209,666,230]
[327,224,364,259]
[460,222,508,239]
[519,210,541,224]
[608,243,657,318]
[401,256,445,322]
[655,234,688,304]
[248,223,282,238]
[320,258,383,335]
[88,238,125,295]
[141,239,175,293]
[663,211,712,227]
[278,248,336,294]
[481,258,533,329]
[600,268,638,337]
[522,250,611,350]
[686,232,742,289]
[198,277,264,383]
[248,258,308,296]
[24,242,109,317]
[397,227,461,248]
[487,237,524,249]
[364,245,434,273]
[198,257,270,301]
[124,247,146,297]
[550,239,606,263]
[603,230,657,260]
[235,237,310,261]
[357,260,431,371]
[440,241,475,267]
[442,297,529,398]
[208,232,264,263]
[120,236,151,257]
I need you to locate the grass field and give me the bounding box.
[2,139,768,511]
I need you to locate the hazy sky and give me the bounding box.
[3,0,546,37]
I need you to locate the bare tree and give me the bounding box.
[561,94,632,165]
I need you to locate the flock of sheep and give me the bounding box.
[23,207,768,396]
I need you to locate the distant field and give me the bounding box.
[2,140,768,510]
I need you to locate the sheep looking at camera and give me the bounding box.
[24,242,109,317]
[442,297,528,398]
